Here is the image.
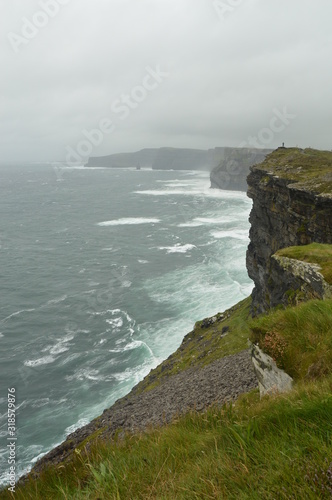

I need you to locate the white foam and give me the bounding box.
[106,317,123,328]
[65,418,90,435]
[49,344,70,355]
[1,308,35,323]
[24,356,56,367]
[97,218,160,226]
[158,243,196,254]
[0,332,3,338]
[57,352,82,367]
[134,185,249,200]
[177,222,204,228]
[65,368,100,382]
[138,259,149,264]
[46,295,67,305]
[109,340,143,353]
[194,216,238,224]
[31,398,50,408]
[65,166,105,170]
[210,229,249,240]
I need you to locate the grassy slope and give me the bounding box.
[255,147,332,194]
[6,377,332,499]
[3,295,332,499]
[250,299,332,380]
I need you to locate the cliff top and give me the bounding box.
[276,243,332,284]
[254,147,332,195]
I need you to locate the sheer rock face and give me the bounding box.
[246,151,332,315]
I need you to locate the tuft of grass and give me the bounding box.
[133,297,252,394]
[5,378,332,499]
[276,243,332,285]
[250,299,332,380]
[255,147,332,194]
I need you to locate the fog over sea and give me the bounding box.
[0,163,253,484]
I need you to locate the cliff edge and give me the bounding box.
[247,147,332,314]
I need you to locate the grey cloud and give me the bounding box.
[1,0,332,162]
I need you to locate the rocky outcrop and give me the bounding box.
[251,344,293,397]
[246,147,332,315]
[266,255,332,309]
[210,147,272,191]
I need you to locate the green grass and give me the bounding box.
[256,147,332,194]
[2,296,332,498]
[276,243,332,285]
[250,299,332,380]
[133,297,252,394]
[4,378,332,499]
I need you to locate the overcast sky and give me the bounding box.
[1,0,332,162]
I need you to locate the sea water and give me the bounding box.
[0,163,253,484]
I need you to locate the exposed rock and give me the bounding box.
[201,316,218,328]
[251,343,293,397]
[247,147,332,315]
[266,255,332,308]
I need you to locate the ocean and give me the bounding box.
[0,163,253,484]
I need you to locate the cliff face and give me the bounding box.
[247,147,332,315]
[210,147,272,191]
[151,147,210,170]
[88,147,213,171]
[87,147,271,182]
[87,148,157,168]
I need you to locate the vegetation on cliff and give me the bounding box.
[4,370,332,498]
[276,243,332,284]
[256,147,332,194]
[250,298,332,380]
[3,291,332,499]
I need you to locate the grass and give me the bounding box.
[276,243,332,285]
[133,297,252,394]
[4,377,332,499]
[250,299,332,380]
[255,147,332,194]
[2,297,332,499]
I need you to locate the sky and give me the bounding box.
[1,0,332,163]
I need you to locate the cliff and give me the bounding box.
[6,148,332,498]
[87,148,157,168]
[210,147,272,191]
[151,147,210,170]
[246,147,332,314]
[87,147,270,183]
[87,147,211,170]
